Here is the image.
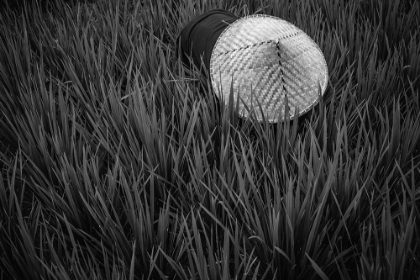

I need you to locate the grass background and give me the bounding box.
[0,0,419,279]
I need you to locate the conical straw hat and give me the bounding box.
[209,14,328,122]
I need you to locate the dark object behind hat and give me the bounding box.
[178,9,238,72]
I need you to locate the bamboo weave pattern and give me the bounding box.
[210,15,328,122]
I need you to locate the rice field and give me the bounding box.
[0,0,419,279]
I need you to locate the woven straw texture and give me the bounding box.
[210,15,328,122]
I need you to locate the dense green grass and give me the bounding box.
[0,0,419,279]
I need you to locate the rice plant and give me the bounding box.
[0,0,419,279]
